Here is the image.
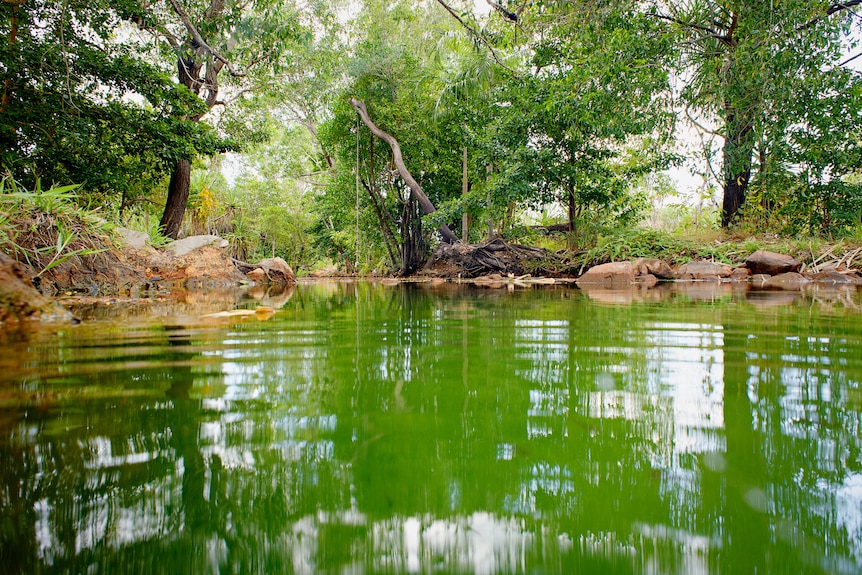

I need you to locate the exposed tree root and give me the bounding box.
[422,237,571,278]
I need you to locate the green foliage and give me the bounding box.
[228,125,323,269]
[649,0,862,231]
[571,227,733,269]
[120,211,173,248]
[0,0,230,208]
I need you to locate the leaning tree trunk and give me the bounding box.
[349,98,460,244]
[160,159,191,239]
[721,104,755,228]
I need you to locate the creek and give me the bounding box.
[1,281,861,574]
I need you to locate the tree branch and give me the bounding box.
[840,51,862,66]
[433,0,517,75]
[485,0,517,22]
[649,12,720,36]
[799,0,862,30]
[166,0,244,77]
[349,97,460,244]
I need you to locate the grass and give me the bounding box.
[521,225,862,274]
[0,176,113,277]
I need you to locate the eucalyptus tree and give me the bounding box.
[648,0,862,228]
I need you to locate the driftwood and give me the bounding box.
[348,98,460,244]
[423,237,560,278]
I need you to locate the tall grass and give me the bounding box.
[0,176,111,276]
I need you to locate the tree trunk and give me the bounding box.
[349,98,460,244]
[1,3,19,114]
[159,0,229,240]
[567,185,579,248]
[721,105,754,228]
[160,159,191,239]
[461,147,469,242]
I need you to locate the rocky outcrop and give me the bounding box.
[576,261,634,288]
[0,253,72,323]
[745,250,800,276]
[572,249,855,292]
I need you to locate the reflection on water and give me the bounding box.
[1,282,862,574]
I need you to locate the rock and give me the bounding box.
[581,287,634,305]
[764,272,809,290]
[577,261,634,288]
[730,267,752,281]
[750,274,771,285]
[747,291,799,307]
[0,253,72,323]
[116,227,150,250]
[812,270,862,285]
[745,250,800,275]
[246,268,268,283]
[251,257,296,285]
[165,235,229,258]
[673,281,734,301]
[635,273,658,288]
[677,261,733,280]
[633,258,675,279]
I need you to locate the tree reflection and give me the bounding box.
[0,284,861,573]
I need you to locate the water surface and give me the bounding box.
[2,281,862,574]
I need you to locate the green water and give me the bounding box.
[2,281,862,574]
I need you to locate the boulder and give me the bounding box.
[633,258,675,279]
[249,257,296,285]
[166,235,229,258]
[116,227,150,250]
[577,261,634,288]
[246,268,268,283]
[745,250,800,276]
[677,261,733,280]
[730,267,752,281]
[634,273,658,288]
[0,253,72,323]
[764,272,809,290]
[812,270,862,286]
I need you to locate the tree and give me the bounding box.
[316,0,472,274]
[131,0,302,238]
[0,0,221,210]
[441,1,676,238]
[649,0,862,227]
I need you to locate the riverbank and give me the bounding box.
[2,223,861,325]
